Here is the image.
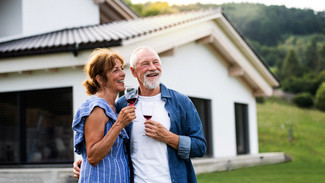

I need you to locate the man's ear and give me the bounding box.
[130,67,137,77]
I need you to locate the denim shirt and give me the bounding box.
[116,83,207,183]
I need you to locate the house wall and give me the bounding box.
[23,0,99,37]
[0,0,22,38]
[0,0,99,41]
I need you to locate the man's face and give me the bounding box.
[131,49,162,89]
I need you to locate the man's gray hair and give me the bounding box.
[129,46,161,68]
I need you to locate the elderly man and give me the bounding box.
[74,46,206,183]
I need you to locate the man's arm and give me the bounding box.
[184,98,207,157]
[177,97,207,159]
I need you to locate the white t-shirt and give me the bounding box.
[131,93,172,183]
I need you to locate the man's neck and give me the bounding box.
[139,85,161,96]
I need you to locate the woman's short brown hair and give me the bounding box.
[82,48,124,95]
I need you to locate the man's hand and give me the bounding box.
[73,159,82,179]
[144,120,179,150]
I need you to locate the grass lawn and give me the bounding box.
[197,100,325,183]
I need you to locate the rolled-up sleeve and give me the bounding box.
[177,135,191,159]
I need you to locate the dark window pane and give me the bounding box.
[235,103,250,155]
[0,92,19,164]
[23,88,73,163]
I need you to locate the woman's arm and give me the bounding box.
[85,106,135,166]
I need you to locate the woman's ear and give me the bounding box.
[95,75,102,85]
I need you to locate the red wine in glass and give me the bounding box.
[143,115,152,120]
[127,98,137,106]
[125,87,138,106]
[141,102,154,121]
[141,102,154,136]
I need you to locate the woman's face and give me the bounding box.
[104,60,125,93]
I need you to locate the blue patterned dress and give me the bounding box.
[72,97,130,183]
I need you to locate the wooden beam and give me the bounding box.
[159,48,175,57]
[229,65,244,76]
[45,68,58,73]
[196,35,214,44]
[104,0,134,20]
[19,71,32,75]
[0,73,8,77]
[253,89,266,97]
[72,66,84,70]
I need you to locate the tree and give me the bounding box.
[315,82,325,111]
[142,2,178,17]
[318,45,325,72]
[304,37,319,72]
[281,49,302,79]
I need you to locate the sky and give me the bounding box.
[130,0,325,12]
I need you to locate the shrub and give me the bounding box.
[256,97,265,104]
[292,92,314,108]
[315,82,325,111]
[281,75,319,95]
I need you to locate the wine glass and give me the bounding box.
[141,102,154,121]
[124,87,138,106]
[141,102,154,136]
[124,87,138,122]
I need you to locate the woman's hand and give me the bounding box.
[116,106,136,127]
[73,159,82,179]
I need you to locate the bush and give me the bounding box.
[256,97,265,104]
[292,92,314,108]
[315,82,325,111]
[281,75,319,95]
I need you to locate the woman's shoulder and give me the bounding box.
[77,97,116,120]
[83,96,107,106]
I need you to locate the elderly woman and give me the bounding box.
[72,48,135,183]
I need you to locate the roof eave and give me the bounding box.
[0,41,122,59]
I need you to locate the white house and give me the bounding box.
[0,0,282,182]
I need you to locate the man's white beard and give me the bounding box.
[143,71,161,89]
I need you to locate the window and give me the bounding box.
[234,103,250,155]
[190,97,213,157]
[0,87,73,166]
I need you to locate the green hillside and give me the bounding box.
[197,100,325,183]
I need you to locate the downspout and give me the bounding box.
[73,42,79,57]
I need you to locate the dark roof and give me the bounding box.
[0,9,221,58]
